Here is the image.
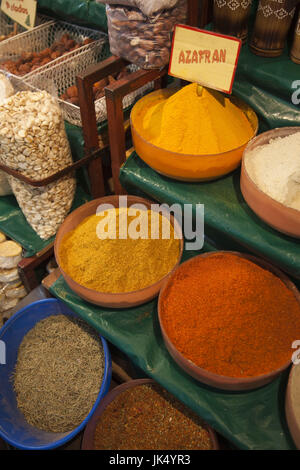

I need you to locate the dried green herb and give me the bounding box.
[13,315,104,433]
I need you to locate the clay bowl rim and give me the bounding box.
[130,88,259,159]
[54,195,184,300]
[285,364,300,450]
[241,126,300,219]
[81,378,219,451]
[158,250,300,389]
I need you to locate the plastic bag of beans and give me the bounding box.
[106,0,187,69]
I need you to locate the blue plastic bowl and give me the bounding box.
[0,299,112,450]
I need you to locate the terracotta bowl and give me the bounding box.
[158,251,300,391]
[54,195,183,309]
[241,127,300,238]
[131,88,258,182]
[81,378,219,450]
[285,364,300,449]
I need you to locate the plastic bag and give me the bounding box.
[96,0,179,17]
[106,0,187,69]
[0,85,76,240]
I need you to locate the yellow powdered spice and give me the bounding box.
[59,208,181,293]
[142,83,253,154]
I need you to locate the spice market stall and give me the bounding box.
[1,0,300,452]
[46,0,300,451]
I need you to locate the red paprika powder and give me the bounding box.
[160,252,300,378]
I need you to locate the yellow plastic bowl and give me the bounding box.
[131,88,258,182]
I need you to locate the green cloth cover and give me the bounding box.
[37,0,108,32]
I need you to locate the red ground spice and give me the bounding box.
[160,253,300,378]
[94,384,213,450]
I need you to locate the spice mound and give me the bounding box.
[13,315,104,433]
[59,208,181,293]
[245,132,300,211]
[140,83,253,155]
[94,384,213,450]
[160,253,300,378]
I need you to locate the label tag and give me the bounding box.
[1,0,37,30]
[169,25,242,94]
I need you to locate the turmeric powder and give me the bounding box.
[59,208,181,293]
[142,83,253,154]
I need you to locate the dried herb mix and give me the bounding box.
[94,384,213,450]
[13,315,104,433]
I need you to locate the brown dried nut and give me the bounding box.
[65,39,76,50]
[69,44,81,52]
[61,33,71,42]
[153,23,165,35]
[56,44,66,55]
[31,65,41,71]
[127,10,144,21]
[83,38,94,45]
[31,57,41,66]
[163,20,173,30]
[154,57,165,68]
[51,51,61,60]
[19,63,31,73]
[143,30,153,39]
[21,51,33,62]
[40,48,52,58]
[156,35,167,46]
[15,58,23,67]
[139,40,155,52]
[66,85,78,99]
[50,42,60,52]
[127,49,138,61]
[40,58,52,66]
[136,47,146,57]
[111,19,128,28]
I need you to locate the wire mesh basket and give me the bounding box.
[0,12,53,42]
[25,48,154,127]
[0,20,108,80]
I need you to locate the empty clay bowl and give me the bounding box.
[54,195,183,309]
[241,127,300,238]
[81,378,219,450]
[158,251,300,391]
[131,88,258,182]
